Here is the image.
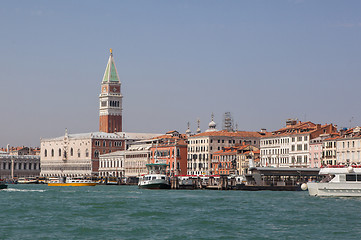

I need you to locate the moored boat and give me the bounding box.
[48,177,97,186]
[138,163,170,189]
[0,180,7,190]
[303,166,361,197]
[17,177,38,184]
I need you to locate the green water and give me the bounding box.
[1,185,360,240]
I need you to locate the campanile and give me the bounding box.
[99,49,123,133]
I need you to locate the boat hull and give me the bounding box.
[0,184,8,190]
[48,183,97,187]
[307,182,361,197]
[138,182,170,189]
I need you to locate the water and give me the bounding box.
[1,185,361,240]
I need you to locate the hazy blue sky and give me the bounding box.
[1,0,361,147]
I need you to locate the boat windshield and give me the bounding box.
[320,174,334,183]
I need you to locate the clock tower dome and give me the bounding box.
[99,49,123,133]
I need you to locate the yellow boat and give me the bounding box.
[48,177,97,186]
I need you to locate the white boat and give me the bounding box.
[138,163,170,189]
[304,166,361,197]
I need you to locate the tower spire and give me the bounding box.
[102,49,120,83]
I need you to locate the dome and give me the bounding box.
[196,127,201,134]
[205,113,217,132]
[209,120,216,128]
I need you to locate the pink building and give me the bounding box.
[309,137,323,168]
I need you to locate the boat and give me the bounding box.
[47,177,97,186]
[106,176,119,185]
[304,166,361,197]
[138,163,170,189]
[17,177,38,184]
[0,180,7,190]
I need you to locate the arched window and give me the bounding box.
[109,141,112,147]
[94,150,99,158]
[70,148,73,156]
[103,141,106,147]
[58,149,61,157]
[44,149,47,157]
[85,149,89,157]
[78,149,80,158]
[51,149,54,157]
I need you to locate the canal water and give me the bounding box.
[1,185,361,240]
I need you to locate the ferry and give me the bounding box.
[303,166,361,197]
[138,163,170,189]
[48,177,97,186]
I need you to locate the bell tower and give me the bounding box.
[99,49,123,133]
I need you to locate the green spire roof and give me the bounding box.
[102,49,120,83]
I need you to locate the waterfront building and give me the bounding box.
[0,152,40,179]
[99,49,123,133]
[309,137,323,168]
[322,133,340,166]
[187,115,270,175]
[40,130,125,177]
[150,130,188,176]
[41,130,160,177]
[99,136,161,178]
[211,144,259,175]
[212,147,237,175]
[236,146,260,175]
[335,127,361,165]
[260,119,337,168]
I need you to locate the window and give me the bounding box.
[94,150,99,158]
[86,149,89,157]
[304,144,308,151]
[44,149,47,157]
[51,149,54,157]
[78,149,81,158]
[103,141,106,147]
[70,148,73,156]
[298,136,302,141]
[346,175,356,181]
[58,149,61,157]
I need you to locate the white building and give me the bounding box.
[0,153,40,179]
[336,127,361,165]
[99,138,158,178]
[260,119,337,168]
[187,116,269,175]
[41,130,160,177]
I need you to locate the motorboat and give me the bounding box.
[0,180,7,190]
[48,177,97,186]
[303,166,361,197]
[138,163,170,189]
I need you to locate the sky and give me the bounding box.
[1,0,361,147]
